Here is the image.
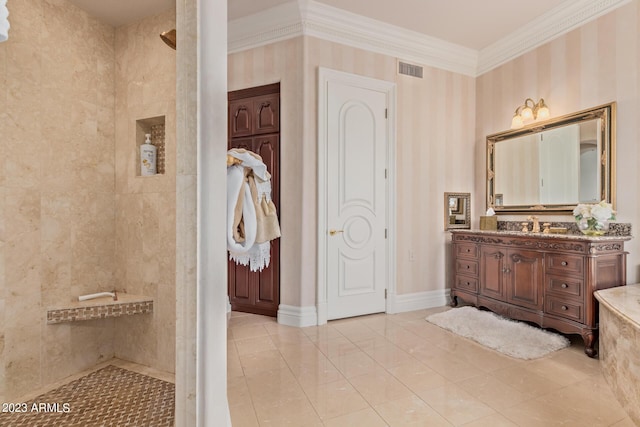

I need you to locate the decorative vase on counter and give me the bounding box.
[576,218,610,236]
[573,201,615,236]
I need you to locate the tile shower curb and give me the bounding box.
[47,294,153,324]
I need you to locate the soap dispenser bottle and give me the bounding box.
[140,133,157,176]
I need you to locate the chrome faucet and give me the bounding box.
[527,216,540,233]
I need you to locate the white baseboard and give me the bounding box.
[386,289,451,314]
[277,304,318,327]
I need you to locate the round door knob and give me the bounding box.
[466,265,470,269]
[561,305,568,311]
[561,261,568,266]
[561,283,568,289]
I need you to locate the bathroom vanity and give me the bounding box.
[450,229,630,357]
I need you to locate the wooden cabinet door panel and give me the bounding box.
[230,100,253,138]
[253,94,279,135]
[507,250,543,310]
[480,247,506,300]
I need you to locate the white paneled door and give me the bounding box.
[321,70,392,321]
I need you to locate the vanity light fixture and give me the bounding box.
[510,98,550,129]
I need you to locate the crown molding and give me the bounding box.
[477,0,632,75]
[228,0,631,78]
[228,0,478,76]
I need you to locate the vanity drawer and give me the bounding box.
[546,254,583,276]
[455,243,478,259]
[456,259,478,276]
[545,297,584,322]
[455,275,478,292]
[546,275,583,298]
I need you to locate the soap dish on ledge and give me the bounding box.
[47,293,153,324]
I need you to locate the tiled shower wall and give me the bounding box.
[0,0,117,401]
[113,9,176,373]
[0,1,176,401]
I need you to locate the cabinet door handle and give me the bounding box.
[561,305,568,311]
[561,283,568,289]
[561,261,568,266]
[502,267,511,273]
[466,282,471,286]
[466,265,470,269]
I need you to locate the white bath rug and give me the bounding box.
[426,306,570,359]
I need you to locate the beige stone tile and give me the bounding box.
[419,352,483,383]
[291,357,344,388]
[374,395,451,427]
[348,368,413,406]
[387,360,448,393]
[500,398,597,427]
[230,324,270,340]
[235,336,277,356]
[239,349,289,377]
[535,374,628,426]
[332,322,381,342]
[323,408,388,427]
[301,324,344,342]
[278,342,326,366]
[364,344,416,369]
[491,364,564,397]
[523,353,597,387]
[416,382,495,425]
[330,351,378,378]
[353,334,392,352]
[437,337,520,373]
[456,373,534,411]
[229,401,260,427]
[254,396,323,427]
[304,378,369,420]
[317,336,361,358]
[460,413,518,426]
[245,368,301,405]
[609,417,638,427]
[227,376,252,406]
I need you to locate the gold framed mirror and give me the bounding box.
[445,192,471,230]
[487,102,616,214]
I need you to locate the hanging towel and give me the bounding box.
[227,149,281,271]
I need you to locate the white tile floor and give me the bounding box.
[227,307,636,427]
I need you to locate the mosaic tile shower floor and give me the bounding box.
[0,365,175,426]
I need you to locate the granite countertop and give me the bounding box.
[450,229,633,242]
[595,284,640,330]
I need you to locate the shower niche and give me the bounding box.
[136,115,166,176]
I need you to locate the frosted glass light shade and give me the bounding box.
[537,106,550,120]
[520,106,534,121]
[0,0,9,43]
[511,114,524,129]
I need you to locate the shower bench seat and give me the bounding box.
[47,293,153,324]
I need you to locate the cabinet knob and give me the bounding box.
[466,249,471,252]
[561,283,568,289]
[466,265,470,269]
[466,282,470,286]
[561,305,568,311]
[561,261,568,266]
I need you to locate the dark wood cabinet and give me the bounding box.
[228,83,280,317]
[451,230,629,357]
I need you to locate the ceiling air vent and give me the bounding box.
[398,61,423,78]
